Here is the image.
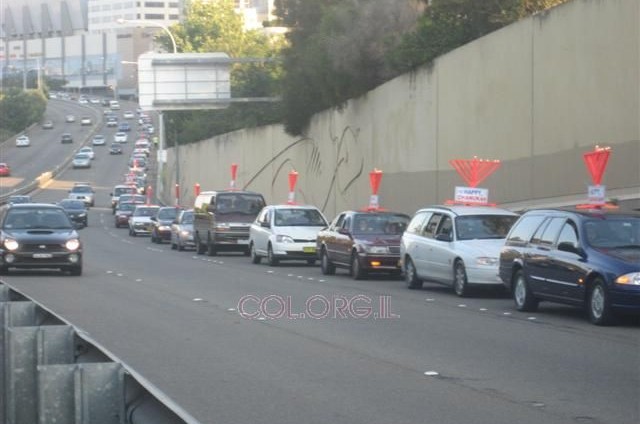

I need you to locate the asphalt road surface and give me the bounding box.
[2,103,638,424]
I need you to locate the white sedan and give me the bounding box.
[114,132,128,143]
[78,146,95,160]
[15,135,30,147]
[123,111,135,119]
[249,205,328,266]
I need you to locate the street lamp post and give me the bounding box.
[116,18,178,204]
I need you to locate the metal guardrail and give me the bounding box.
[0,282,202,424]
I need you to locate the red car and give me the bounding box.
[0,163,11,177]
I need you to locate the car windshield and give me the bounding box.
[59,200,85,210]
[216,194,265,215]
[9,196,30,204]
[72,186,92,193]
[181,212,194,224]
[114,187,136,196]
[455,215,518,240]
[4,208,73,230]
[352,213,411,235]
[274,208,327,227]
[158,208,178,220]
[583,217,640,248]
[117,203,136,212]
[133,207,159,217]
[75,154,90,159]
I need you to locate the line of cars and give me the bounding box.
[167,187,639,325]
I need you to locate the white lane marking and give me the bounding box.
[193,298,203,302]
[503,312,512,316]
[425,298,435,302]
[424,371,439,377]
[457,304,467,308]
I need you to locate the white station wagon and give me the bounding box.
[401,205,519,297]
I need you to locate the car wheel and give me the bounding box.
[453,261,469,297]
[178,240,185,251]
[350,252,367,280]
[69,265,82,276]
[206,235,217,256]
[195,234,206,255]
[267,244,278,266]
[306,259,316,266]
[320,248,335,275]
[0,266,8,275]
[250,243,261,264]
[512,270,538,312]
[170,240,177,250]
[405,257,422,289]
[588,279,614,325]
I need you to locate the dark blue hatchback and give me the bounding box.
[499,208,640,325]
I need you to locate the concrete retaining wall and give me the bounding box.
[162,0,640,217]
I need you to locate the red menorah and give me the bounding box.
[449,157,501,188]
[577,145,616,209]
[582,145,610,185]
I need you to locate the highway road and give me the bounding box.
[2,101,639,424]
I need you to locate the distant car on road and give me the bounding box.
[150,206,180,243]
[129,205,160,237]
[80,116,92,126]
[72,153,92,169]
[78,146,95,160]
[171,209,195,251]
[42,121,54,129]
[58,199,88,228]
[0,203,83,275]
[61,133,73,144]
[106,117,118,127]
[123,111,135,119]
[109,143,123,155]
[92,134,106,146]
[0,163,10,177]
[65,114,75,123]
[68,184,95,207]
[15,135,30,147]
[114,132,128,143]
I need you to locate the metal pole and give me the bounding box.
[158,111,165,203]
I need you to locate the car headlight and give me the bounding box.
[215,223,230,231]
[476,257,498,266]
[4,239,19,251]
[365,245,389,254]
[158,225,171,231]
[616,273,640,286]
[180,230,192,237]
[276,235,294,243]
[65,239,80,251]
[78,213,87,217]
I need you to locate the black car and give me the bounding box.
[151,206,180,243]
[0,204,83,275]
[109,143,123,155]
[58,199,88,228]
[499,208,640,325]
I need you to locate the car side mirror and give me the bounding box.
[558,241,584,257]
[260,221,271,228]
[207,204,216,213]
[150,217,157,221]
[338,228,350,236]
[435,233,452,242]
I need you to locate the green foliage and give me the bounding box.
[0,88,47,139]
[155,0,286,144]
[276,0,568,136]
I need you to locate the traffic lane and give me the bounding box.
[4,229,565,424]
[179,253,640,424]
[7,222,638,424]
[0,99,101,194]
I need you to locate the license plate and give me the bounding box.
[303,246,316,253]
[33,253,53,259]
[237,239,249,245]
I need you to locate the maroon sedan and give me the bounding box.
[316,210,410,279]
[114,202,136,228]
[0,163,11,177]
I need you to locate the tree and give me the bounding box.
[153,0,286,144]
[0,88,46,137]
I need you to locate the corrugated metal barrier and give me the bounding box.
[0,282,202,424]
